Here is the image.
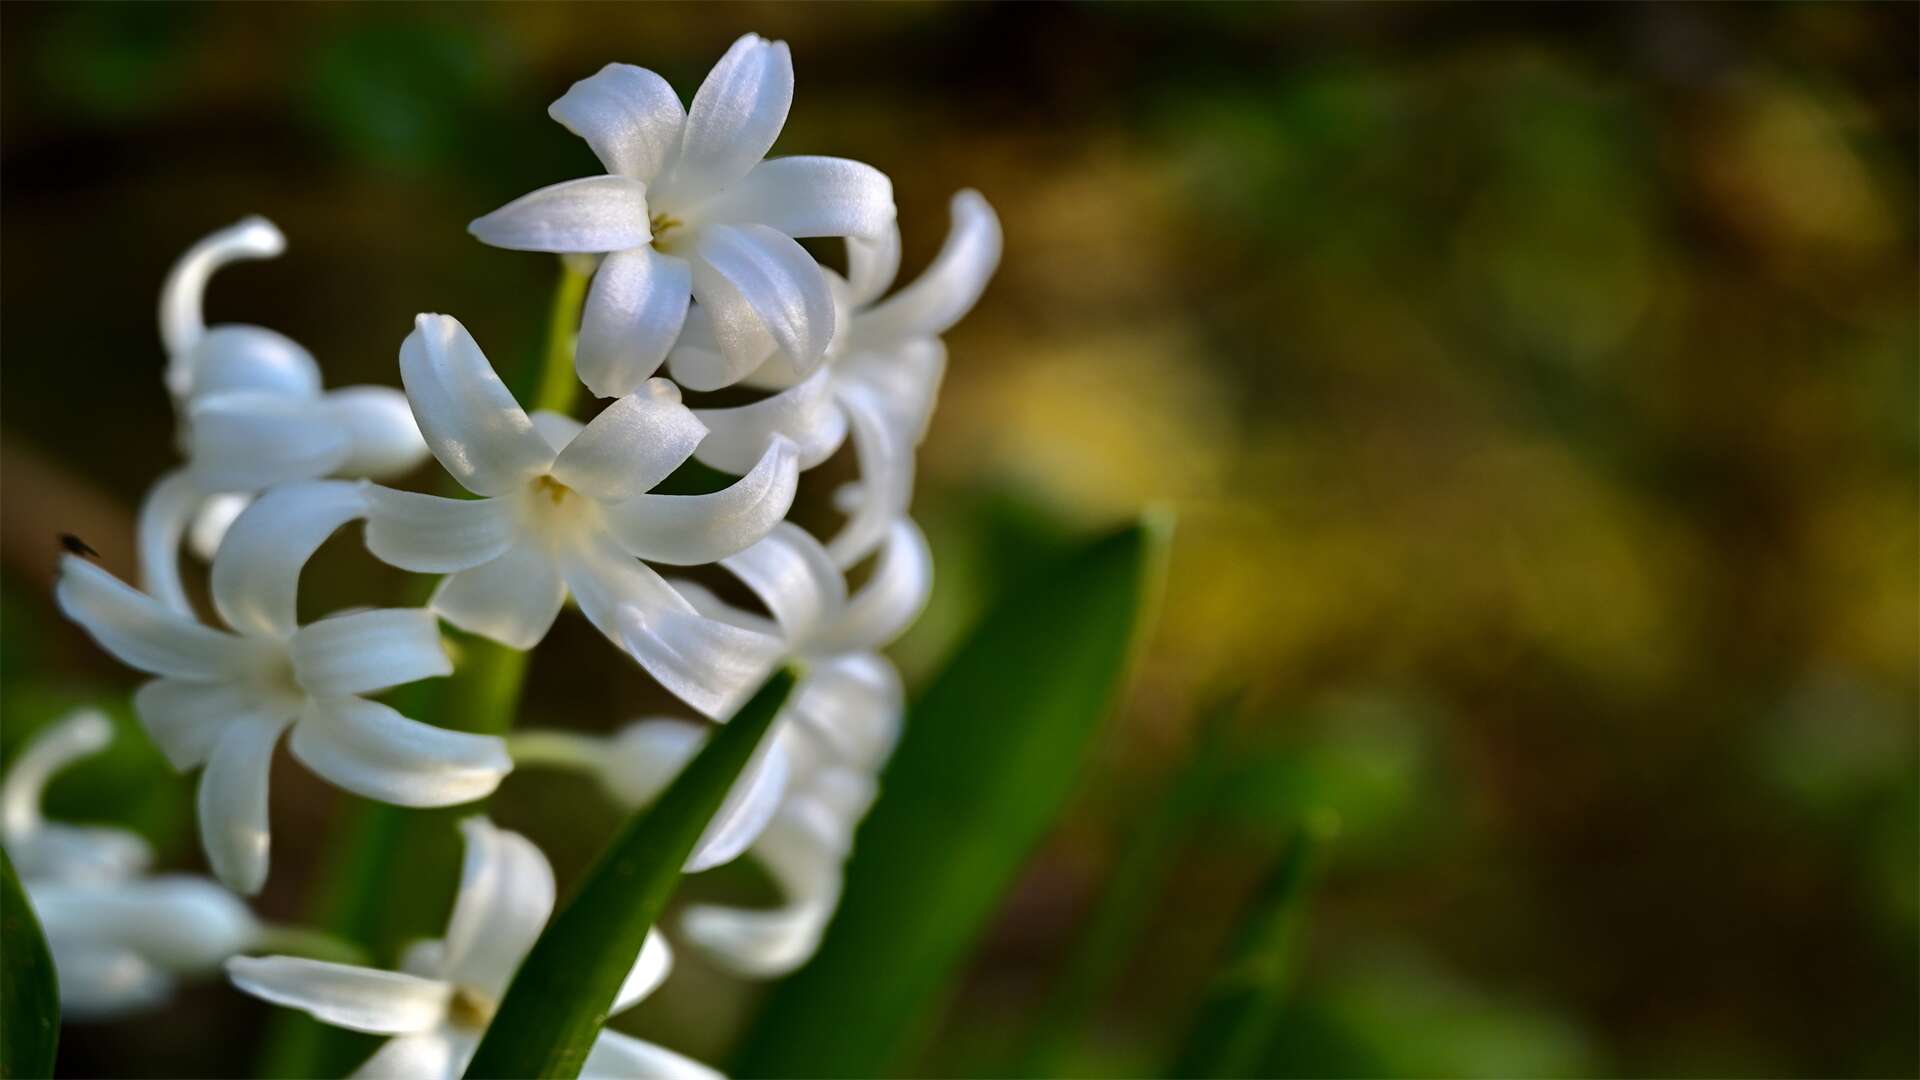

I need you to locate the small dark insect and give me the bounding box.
[59,533,100,558]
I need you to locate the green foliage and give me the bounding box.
[463,667,798,1080]
[0,848,59,1079]
[735,516,1171,1078]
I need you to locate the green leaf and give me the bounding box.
[735,515,1171,1078]
[1,847,59,1079]
[1168,815,1337,1078]
[463,666,799,1080]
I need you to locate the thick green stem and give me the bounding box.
[531,256,591,416]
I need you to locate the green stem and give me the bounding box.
[252,925,370,966]
[531,256,591,416]
[505,730,606,771]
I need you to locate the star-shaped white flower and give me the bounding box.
[3,710,261,1018]
[56,480,511,894]
[672,191,1000,566]
[227,818,717,1080]
[363,313,795,717]
[469,32,896,399]
[141,217,429,615]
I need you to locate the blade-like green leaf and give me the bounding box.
[735,515,1171,1078]
[464,666,799,1080]
[1,847,59,1079]
[1168,814,1337,1079]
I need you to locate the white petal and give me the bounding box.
[602,436,798,565]
[440,818,555,998]
[133,679,277,772]
[186,391,350,492]
[679,815,841,977]
[188,492,251,562]
[0,711,123,868]
[226,955,451,1035]
[615,604,785,720]
[691,224,836,375]
[603,719,793,873]
[322,387,432,480]
[41,945,171,1019]
[363,487,515,574]
[720,522,845,644]
[839,336,948,445]
[664,303,770,393]
[691,365,846,474]
[819,517,932,652]
[530,410,585,454]
[351,1031,467,1080]
[560,530,708,650]
[702,156,895,239]
[468,175,652,253]
[845,222,902,308]
[549,63,686,180]
[290,698,509,808]
[612,929,672,1014]
[33,875,260,971]
[788,653,903,769]
[430,544,567,650]
[549,389,705,502]
[135,468,204,617]
[288,608,451,697]
[581,1030,724,1080]
[186,326,323,400]
[576,247,693,398]
[655,33,792,203]
[398,314,554,496]
[824,385,914,568]
[210,480,369,639]
[855,189,1002,346]
[160,216,286,378]
[198,717,290,894]
[55,556,245,680]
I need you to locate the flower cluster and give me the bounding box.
[21,31,997,1079]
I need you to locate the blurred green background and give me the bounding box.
[2,3,1915,1077]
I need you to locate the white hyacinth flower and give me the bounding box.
[227,818,717,1080]
[469,33,897,399]
[673,191,1001,566]
[363,313,795,717]
[141,216,429,614]
[3,710,260,1018]
[56,481,511,894]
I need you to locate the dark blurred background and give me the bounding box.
[2,3,1915,1077]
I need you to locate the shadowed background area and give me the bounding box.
[2,3,1915,1077]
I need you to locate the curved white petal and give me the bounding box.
[845,222,902,308]
[430,544,567,650]
[602,436,798,566]
[679,815,841,977]
[702,156,895,239]
[33,875,259,971]
[160,216,286,385]
[185,326,323,401]
[576,247,693,399]
[824,386,915,569]
[839,336,947,445]
[604,719,793,873]
[198,717,290,895]
[441,818,555,998]
[0,711,151,882]
[854,188,1002,346]
[186,391,351,493]
[398,314,554,496]
[56,556,245,680]
[363,487,515,574]
[133,679,279,773]
[664,303,772,393]
[656,33,792,204]
[226,955,451,1035]
[323,387,432,480]
[290,698,509,808]
[721,522,845,644]
[42,945,171,1019]
[612,929,672,1014]
[691,365,846,474]
[210,480,368,639]
[550,388,705,502]
[549,62,686,180]
[691,224,835,375]
[188,493,251,561]
[819,517,932,652]
[288,609,451,697]
[135,468,204,617]
[560,530,698,644]
[530,410,586,454]
[615,604,785,720]
[351,1030,467,1080]
[468,175,652,254]
[788,653,904,769]
[582,1030,723,1080]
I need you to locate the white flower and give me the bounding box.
[469,33,896,399]
[363,313,795,717]
[673,191,1000,566]
[3,710,260,1018]
[140,216,430,615]
[226,818,717,1080]
[56,481,511,894]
